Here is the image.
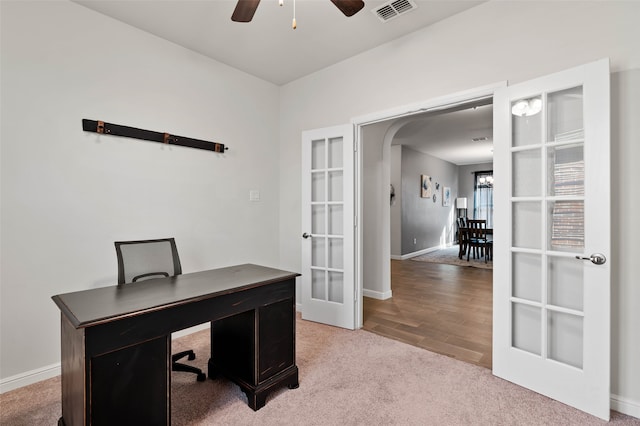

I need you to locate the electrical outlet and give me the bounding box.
[249,190,260,202]
[413,238,417,244]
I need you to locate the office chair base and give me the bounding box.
[173,350,206,381]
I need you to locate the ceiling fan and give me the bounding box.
[232,0,365,23]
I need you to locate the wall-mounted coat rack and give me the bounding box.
[82,119,227,153]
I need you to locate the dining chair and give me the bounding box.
[466,219,492,263]
[114,238,207,381]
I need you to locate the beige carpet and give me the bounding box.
[412,245,493,269]
[1,317,637,425]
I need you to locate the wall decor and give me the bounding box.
[443,187,451,206]
[82,119,228,153]
[420,174,432,198]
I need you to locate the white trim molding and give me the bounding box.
[0,363,61,394]
[391,244,451,261]
[362,288,392,300]
[611,394,640,419]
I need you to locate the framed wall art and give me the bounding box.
[420,175,432,198]
[443,186,451,206]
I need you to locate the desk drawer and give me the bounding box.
[258,298,295,382]
[90,336,169,426]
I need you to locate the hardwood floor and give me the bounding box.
[363,259,493,369]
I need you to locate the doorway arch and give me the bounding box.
[352,82,504,327]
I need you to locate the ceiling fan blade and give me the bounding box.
[232,0,261,22]
[330,0,365,17]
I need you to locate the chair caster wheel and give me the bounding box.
[188,352,196,361]
[197,373,206,382]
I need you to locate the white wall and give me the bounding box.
[610,68,640,413]
[361,121,394,299]
[400,146,458,255]
[278,0,640,413]
[1,1,280,382]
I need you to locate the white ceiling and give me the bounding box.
[73,0,492,165]
[74,0,485,86]
[393,103,493,165]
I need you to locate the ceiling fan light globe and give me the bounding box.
[511,100,529,116]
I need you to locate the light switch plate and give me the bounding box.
[249,190,260,202]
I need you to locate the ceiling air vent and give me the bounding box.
[372,0,418,22]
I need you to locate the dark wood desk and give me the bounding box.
[52,264,300,426]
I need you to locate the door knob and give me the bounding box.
[302,232,312,239]
[575,253,606,265]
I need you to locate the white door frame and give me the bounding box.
[351,81,506,328]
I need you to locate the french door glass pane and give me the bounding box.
[311,238,325,267]
[513,149,541,197]
[548,311,583,368]
[312,205,325,234]
[513,201,541,249]
[512,96,542,147]
[310,135,345,306]
[547,144,584,196]
[512,303,541,355]
[328,205,343,235]
[547,87,583,142]
[311,139,325,170]
[510,82,588,371]
[311,269,325,300]
[512,252,541,302]
[328,238,343,269]
[328,272,344,303]
[548,200,584,252]
[312,172,325,202]
[328,171,343,201]
[328,137,343,168]
[548,256,584,311]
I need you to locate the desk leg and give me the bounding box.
[244,366,299,410]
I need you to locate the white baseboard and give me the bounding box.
[0,363,61,394]
[363,288,392,300]
[611,393,640,419]
[391,244,451,261]
[171,322,210,338]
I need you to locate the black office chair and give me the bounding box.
[114,238,206,382]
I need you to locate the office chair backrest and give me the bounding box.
[114,238,182,285]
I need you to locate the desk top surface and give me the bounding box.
[52,264,299,329]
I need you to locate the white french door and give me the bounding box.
[493,59,611,420]
[301,124,356,330]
